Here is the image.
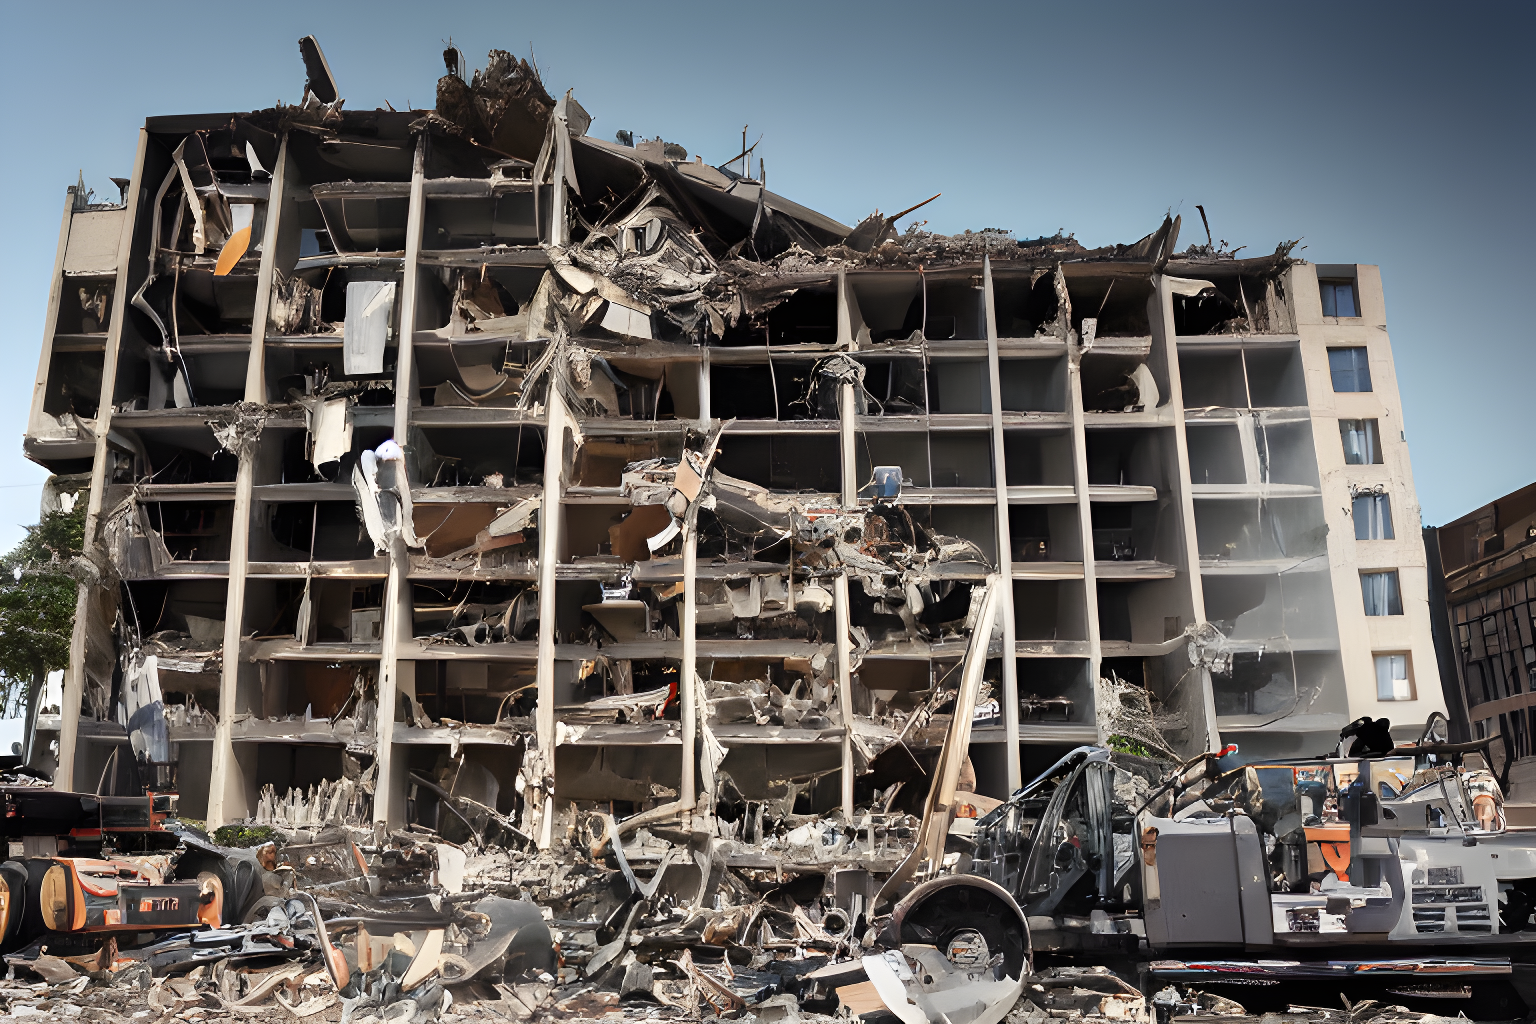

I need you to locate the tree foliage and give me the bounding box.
[0,503,85,713]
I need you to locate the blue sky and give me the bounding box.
[0,1,1530,548]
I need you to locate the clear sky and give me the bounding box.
[0,1,1530,549]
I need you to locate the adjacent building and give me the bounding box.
[19,45,1444,836]
[1429,482,1536,815]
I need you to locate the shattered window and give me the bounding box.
[1354,493,1395,540]
[1320,280,1359,317]
[1328,347,1372,392]
[1375,653,1414,701]
[1361,570,1403,616]
[1340,419,1382,464]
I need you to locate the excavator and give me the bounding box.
[961,730,1536,1018]
[866,577,1536,1023]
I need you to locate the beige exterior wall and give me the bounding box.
[1292,263,1444,736]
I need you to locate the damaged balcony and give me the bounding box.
[1012,579,1090,656]
[411,422,546,487]
[409,497,540,577]
[1083,425,1186,585]
[847,269,986,347]
[246,493,388,576]
[1167,256,1298,337]
[243,577,387,660]
[1003,428,1077,503]
[1210,648,1350,744]
[854,428,994,501]
[1194,493,1329,569]
[1080,347,1170,423]
[28,273,114,467]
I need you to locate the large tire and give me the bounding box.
[0,861,28,948]
[884,875,1031,980]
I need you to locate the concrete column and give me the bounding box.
[1152,275,1220,751]
[534,391,569,846]
[834,572,854,817]
[840,383,858,508]
[982,258,1021,791]
[58,131,149,791]
[681,523,698,812]
[372,538,411,829]
[208,136,289,825]
[1066,309,1103,738]
[371,138,427,828]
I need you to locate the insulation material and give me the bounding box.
[306,397,352,469]
[344,281,395,374]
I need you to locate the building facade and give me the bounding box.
[20,65,1444,835]
[1430,482,1536,811]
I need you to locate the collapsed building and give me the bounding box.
[19,37,1447,847]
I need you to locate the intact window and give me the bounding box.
[1329,347,1372,392]
[1375,653,1414,701]
[1361,570,1403,616]
[1320,280,1359,317]
[1340,419,1382,465]
[1354,493,1395,540]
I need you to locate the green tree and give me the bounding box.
[0,502,85,759]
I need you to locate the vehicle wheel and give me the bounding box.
[885,875,1030,979]
[0,861,27,946]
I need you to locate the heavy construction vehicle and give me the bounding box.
[865,583,1536,1023]
[959,732,1536,1018]
[0,778,260,951]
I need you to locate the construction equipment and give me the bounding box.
[955,732,1536,1018]
[0,782,254,952]
[844,585,1536,1020]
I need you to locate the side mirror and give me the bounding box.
[1054,841,1076,870]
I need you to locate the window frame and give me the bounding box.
[1339,418,1382,465]
[1320,279,1360,318]
[1328,347,1373,392]
[1353,493,1395,540]
[1361,569,1404,616]
[1374,652,1415,701]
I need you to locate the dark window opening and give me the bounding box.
[1340,419,1382,464]
[1353,494,1394,540]
[1328,347,1372,392]
[1320,280,1359,318]
[1361,570,1403,616]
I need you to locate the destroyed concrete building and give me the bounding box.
[19,40,1448,844]
[1428,480,1536,820]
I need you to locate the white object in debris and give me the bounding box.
[600,300,653,340]
[353,459,388,555]
[1130,363,1160,410]
[646,518,681,552]
[486,496,540,537]
[309,398,352,468]
[374,439,404,461]
[795,584,834,615]
[344,280,395,375]
[1165,277,1217,297]
[864,946,1023,1024]
[434,844,466,894]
